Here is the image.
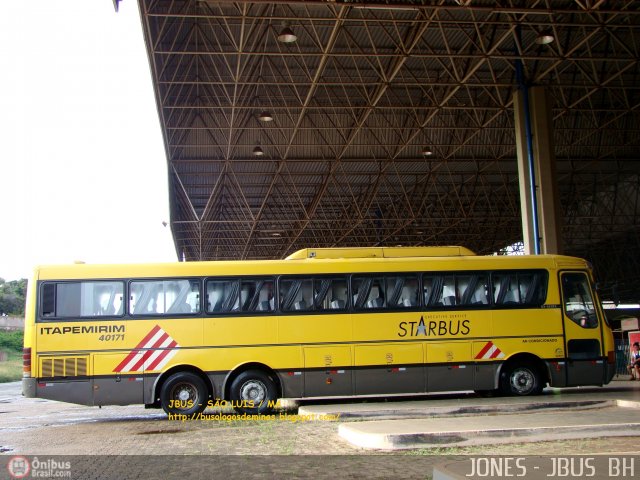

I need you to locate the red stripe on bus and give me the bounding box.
[129,332,170,372]
[145,340,178,371]
[489,347,503,359]
[475,341,493,359]
[113,325,162,372]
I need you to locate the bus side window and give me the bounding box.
[313,279,331,309]
[492,271,548,307]
[317,277,347,310]
[280,279,312,312]
[400,278,419,307]
[165,280,200,314]
[256,279,275,311]
[91,282,124,316]
[129,281,162,314]
[280,279,301,311]
[470,275,489,305]
[130,280,198,315]
[520,273,546,305]
[423,275,435,306]
[241,278,274,312]
[240,282,253,310]
[365,282,385,309]
[206,281,224,312]
[352,277,385,309]
[459,274,489,306]
[352,277,373,309]
[40,281,124,318]
[205,280,240,313]
[41,284,56,317]
[493,274,519,305]
[386,275,418,308]
[439,275,457,306]
[455,275,472,306]
[56,283,82,317]
[313,278,342,310]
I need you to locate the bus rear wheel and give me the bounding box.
[500,362,543,396]
[229,370,278,415]
[160,372,209,416]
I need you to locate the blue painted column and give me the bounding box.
[513,86,563,255]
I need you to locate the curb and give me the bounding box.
[336,400,640,450]
[339,420,640,450]
[299,399,614,420]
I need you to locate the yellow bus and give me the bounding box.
[22,247,616,416]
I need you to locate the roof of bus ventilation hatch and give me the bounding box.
[285,246,476,260]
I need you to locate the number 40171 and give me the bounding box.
[98,334,125,341]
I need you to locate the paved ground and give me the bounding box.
[299,382,640,450]
[1,380,639,479]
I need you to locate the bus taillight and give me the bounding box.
[23,347,32,377]
[607,350,615,365]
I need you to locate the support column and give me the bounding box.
[513,86,563,255]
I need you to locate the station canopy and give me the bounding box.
[136,0,640,302]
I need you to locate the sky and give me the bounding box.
[0,1,178,281]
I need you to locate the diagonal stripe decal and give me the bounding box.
[129,331,169,372]
[113,325,179,373]
[146,340,178,371]
[475,340,494,359]
[475,341,505,360]
[113,325,161,373]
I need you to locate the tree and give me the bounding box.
[0,279,28,315]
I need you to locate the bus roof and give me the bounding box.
[285,246,476,260]
[32,248,591,281]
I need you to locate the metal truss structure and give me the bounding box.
[137,0,640,301]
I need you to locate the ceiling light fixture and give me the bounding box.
[253,146,264,156]
[535,31,555,45]
[277,26,297,44]
[422,147,433,157]
[258,110,273,122]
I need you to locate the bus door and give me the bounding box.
[560,272,605,386]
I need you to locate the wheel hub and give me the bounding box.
[240,380,266,403]
[511,370,533,393]
[173,383,196,402]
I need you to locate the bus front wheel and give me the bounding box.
[160,372,209,416]
[500,363,543,396]
[229,370,278,415]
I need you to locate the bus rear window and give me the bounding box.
[40,281,124,319]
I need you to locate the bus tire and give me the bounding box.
[229,370,278,415]
[500,362,543,396]
[160,372,209,416]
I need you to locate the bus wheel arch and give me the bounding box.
[498,353,547,396]
[154,365,213,415]
[224,363,281,415]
